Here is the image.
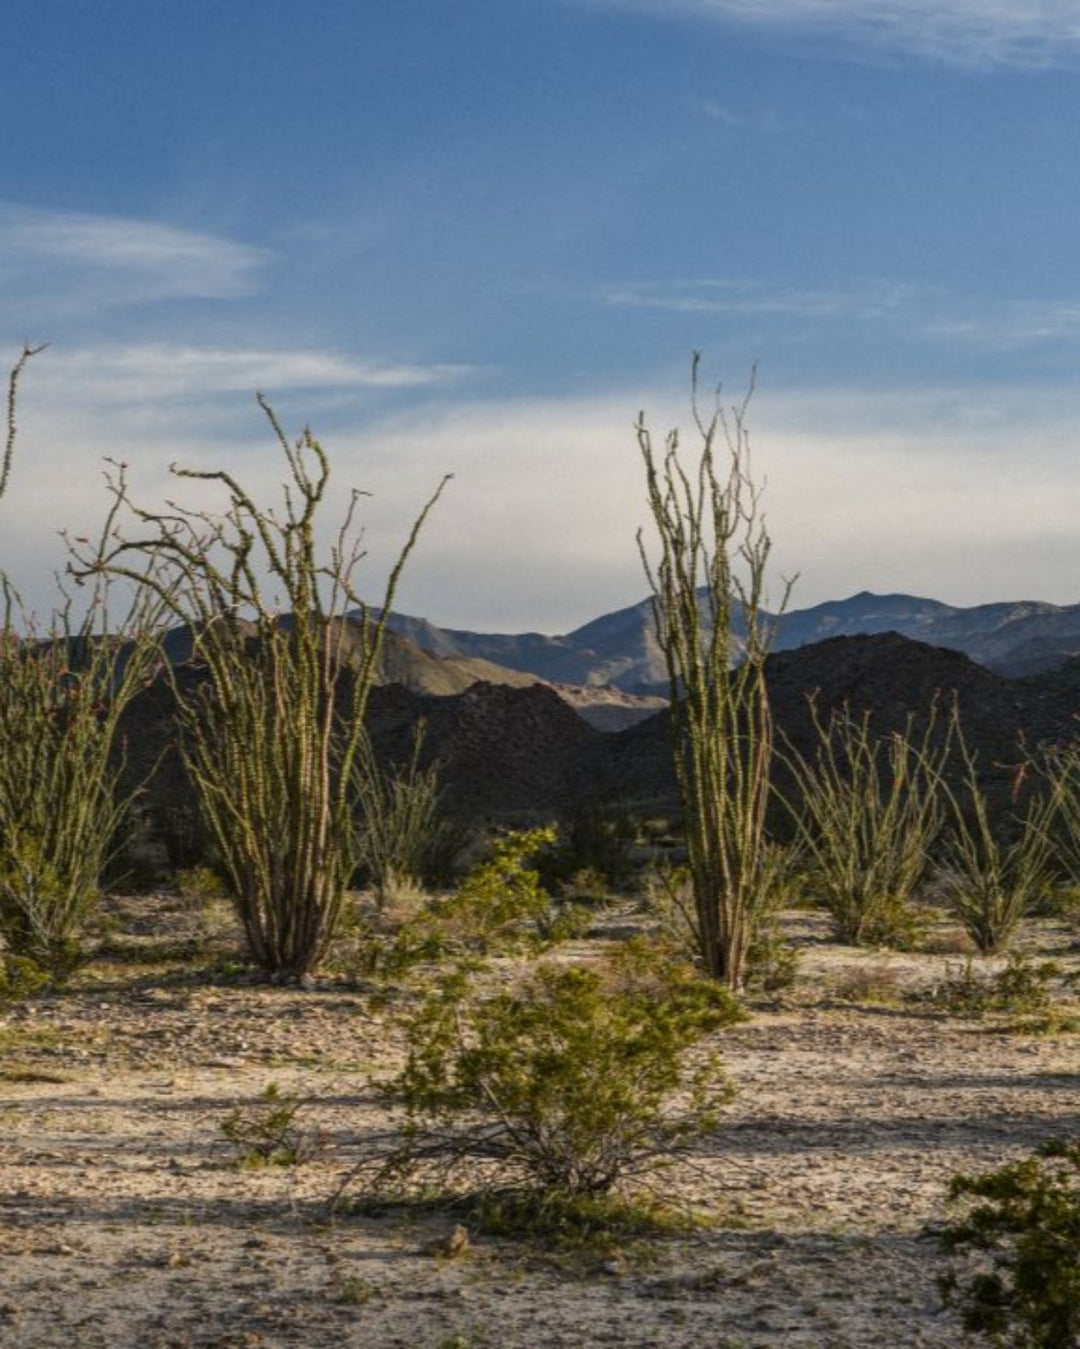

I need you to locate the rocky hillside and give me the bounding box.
[153,617,661,731]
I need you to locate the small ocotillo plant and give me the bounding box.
[0,345,166,982]
[353,723,445,909]
[638,355,793,989]
[73,399,449,978]
[782,699,949,947]
[937,726,1056,956]
[1035,743,1080,892]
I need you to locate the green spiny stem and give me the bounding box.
[637,355,793,990]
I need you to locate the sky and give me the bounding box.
[4,0,1080,632]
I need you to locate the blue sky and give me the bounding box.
[5,0,1080,630]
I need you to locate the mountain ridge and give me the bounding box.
[377,589,1080,691]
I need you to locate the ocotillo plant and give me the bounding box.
[782,699,950,947]
[74,399,449,977]
[0,345,164,981]
[937,721,1057,955]
[352,722,445,909]
[637,356,793,989]
[0,586,163,980]
[1,344,46,508]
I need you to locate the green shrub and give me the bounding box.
[0,953,48,1004]
[541,799,636,893]
[927,955,1078,1025]
[367,939,743,1210]
[381,827,583,971]
[220,1082,320,1167]
[940,1138,1080,1348]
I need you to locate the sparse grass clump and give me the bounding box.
[927,953,1079,1031]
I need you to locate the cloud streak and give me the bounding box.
[928,300,1080,346]
[597,277,920,321]
[592,1,1080,68]
[0,204,270,306]
[27,344,479,404]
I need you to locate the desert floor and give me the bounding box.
[2,897,1078,1349]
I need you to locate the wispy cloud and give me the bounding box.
[592,1,1080,68]
[597,277,919,321]
[28,344,480,404]
[0,204,270,306]
[928,300,1080,346]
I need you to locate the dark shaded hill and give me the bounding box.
[363,680,606,816]
[118,631,1080,871]
[604,633,1080,811]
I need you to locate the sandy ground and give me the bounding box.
[2,901,1079,1349]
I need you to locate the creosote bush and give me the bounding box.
[941,1138,1080,1348]
[363,938,743,1216]
[220,1081,321,1168]
[927,953,1074,1025]
[378,827,586,972]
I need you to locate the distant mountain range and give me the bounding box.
[379,590,1080,693]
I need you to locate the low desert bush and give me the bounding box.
[940,1138,1080,1348]
[540,799,637,894]
[927,953,1074,1025]
[380,827,588,972]
[350,939,743,1220]
[832,959,905,1006]
[0,953,49,1004]
[220,1082,322,1168]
